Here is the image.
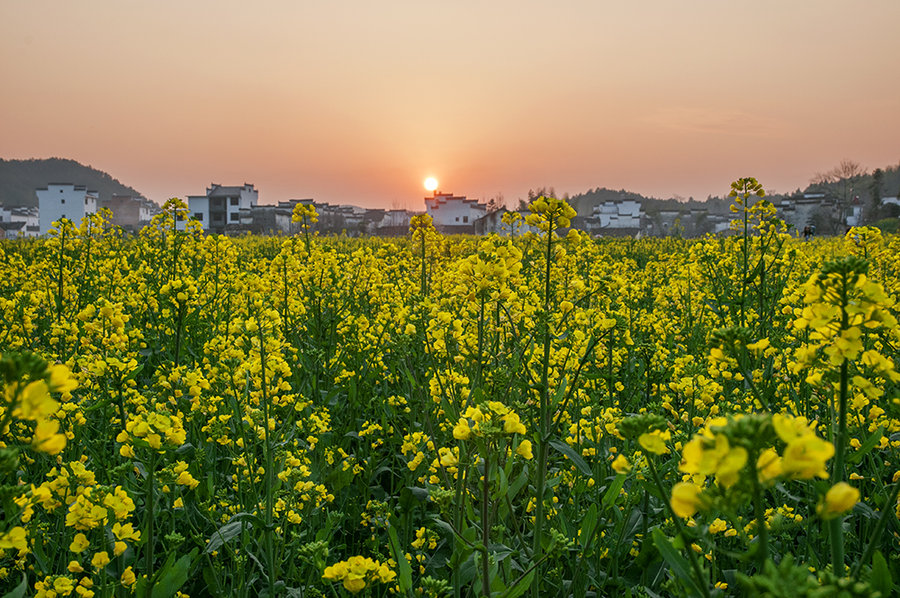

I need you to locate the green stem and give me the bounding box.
[647,457,710,598]
[452,447,467,598]
[741,193,749,328]
[56,225,66,321]
[143,452,157,575]
[830,273,851,575]
[829,359,849,574]
[258,322,278,596]
[303,216,311,258]
[750,456,768,571]
[531,213,555,597]
[833,360,849,483]
[851,482,900,578]
[420,230,427,296]
[481,450,491,597]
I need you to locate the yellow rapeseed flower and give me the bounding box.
[671,482,703,518]
[611,454,631,474]
[781,435,834,480]
[638,429,670,455]
[817,482,859,519]
[516,440,533,460]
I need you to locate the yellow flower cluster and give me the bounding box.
[452,401,527,440]
[525,195,577,232]
[793,259,896,369]
[322,555,396,594]
[116,410,187,455]
[671,414,836,518]
[2,361,76,456]
[291,202,319,224]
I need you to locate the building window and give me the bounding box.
[84,198,89,205]
[463,216,469,223]
[455,216,459,222]
[61,199,65,204]
[230,212,239,221]
[194,213,204,221]
[230,197,239,206]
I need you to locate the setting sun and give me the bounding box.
[424,177,438,192]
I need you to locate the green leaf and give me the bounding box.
[30,539,50,577]
[492,466,509,501]
[151,549,196,598]
[579,504,598,549]
[205,516,254,554]
[848,426,885,465]
[508,467,529,500]
[388,525,413,595]
[430,516,455,538]
[871,550,892,597]
[551,377,567,411]
[651,528,703,597]
[1,573,27,598]
[498,569,535,598]
[602,474,626,508]
[458,552,477,586]
[549,439,593,477]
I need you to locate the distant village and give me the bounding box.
[1,181,898,240]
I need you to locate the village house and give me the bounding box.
[473,208,540,236]
[99,194,157,231]
[577,199,645,237]
[375,209,414,236]
[10,207,40,237]
[424,191,486,233]
[186,183,258,233]
[36,184,98,234]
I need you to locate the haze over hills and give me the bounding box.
[0,158,147,207]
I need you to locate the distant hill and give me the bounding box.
[803,163,900,202]
[567,186,736,218]
[0,158,148,207]
[567,161,900,220]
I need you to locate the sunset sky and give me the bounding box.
[2,1,898,209]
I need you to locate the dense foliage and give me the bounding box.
[0,159,144,208]
[1,183,898,597]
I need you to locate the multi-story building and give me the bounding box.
[424,191,486,233]
[36,184,98,234]
[186,183,258,233]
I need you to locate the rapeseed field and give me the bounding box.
[1,181,898,597]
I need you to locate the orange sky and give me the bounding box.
[2,1,899,208]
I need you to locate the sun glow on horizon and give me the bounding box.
[424,177,438,192]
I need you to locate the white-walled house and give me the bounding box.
[185,183,258,233]
[0,206,40,237]
[36,184,98,234]
[592,199,643,229]
[11,207,40,237]
[424,192,486,233]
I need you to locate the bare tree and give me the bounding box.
[485,192,505,213]
[810,159,867,185]
[810,171,834,185]
[833,159,867,180]
[809,159,867,226]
